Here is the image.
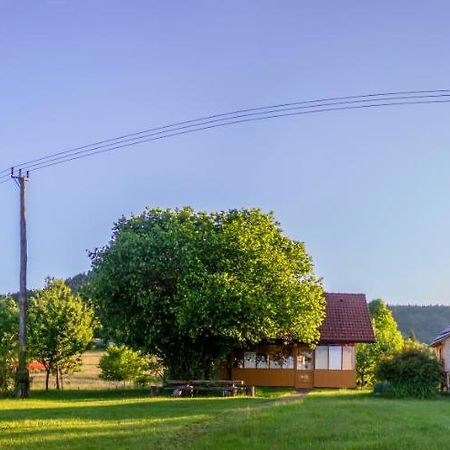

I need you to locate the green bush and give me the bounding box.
[373,381,393,396]
[0,297,18,394]
[375,346,443,398]
[99,345,151,385]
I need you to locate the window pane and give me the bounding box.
[285,355,294,369]
[315,346,328,369]
[233,354,244,369]
[342,346,354,370]
[244,352,256,369]
[329,346,342,370]
[256,353,269,369]
[269,352,283,369]
[297,351,313,370]
[269,350,293,369]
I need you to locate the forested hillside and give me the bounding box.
[389,304,450,344]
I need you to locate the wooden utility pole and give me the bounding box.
[11,168,30,398]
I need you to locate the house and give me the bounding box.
[222,292,375,389]
[430,326,450,389]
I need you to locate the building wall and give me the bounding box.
[232,368,295,387]
[228,343,358,388]
[433,339,450,372]
[313,370,356,388]
[230,367,356,388]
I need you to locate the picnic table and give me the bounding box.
[163,379,249,397]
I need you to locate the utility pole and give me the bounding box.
[11,168,30,398]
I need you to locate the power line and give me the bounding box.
[14,93,450,176]
[2,89,450,176]
[1,91,450,182]
[20,98,450,175]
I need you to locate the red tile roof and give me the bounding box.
[318,293,375,343]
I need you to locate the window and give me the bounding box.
[241,349,296,369]
[285,355,294,369]
[256,352,269,369]
[243,352,256,369]
[342,346,355,370]
[269,350,294,369]
[329,346,342,370]
[297,351,313,370]
[315,346,328,369]
[269,352,284,369]
[315,345,355,370]
[233,354,244,369]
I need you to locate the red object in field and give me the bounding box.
[28,360,45,371]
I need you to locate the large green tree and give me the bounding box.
[89,207,325,378]
[0,296,18,393]
[28,278,98,390]
[356,299,404,387]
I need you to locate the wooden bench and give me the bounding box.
[164,380,248,397]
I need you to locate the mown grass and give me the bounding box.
[191,390,450,449]
[1,389,450,449]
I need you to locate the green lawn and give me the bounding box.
[1,389,449,449]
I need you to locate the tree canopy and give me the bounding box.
[356,299,404,386]
[89,207,325,378]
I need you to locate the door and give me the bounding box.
[295,348,314,389]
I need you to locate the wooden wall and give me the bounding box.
[232,368,295,387]
[313,370,356,388]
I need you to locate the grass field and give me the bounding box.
[31,350,134,390]
[1,389,450,449]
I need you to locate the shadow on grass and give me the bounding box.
[0,392,267,449]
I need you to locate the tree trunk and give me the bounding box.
[55,365,60,390]
[45,369,50,391]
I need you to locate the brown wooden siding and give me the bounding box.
[230,368,356,388]
[313,370,356,388]
[232,368,295,387]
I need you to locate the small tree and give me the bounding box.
[99,345,150,385]
[375,346,443,398]
[28,278,98,390]
[356,299,404,387]
[0,297,18,393]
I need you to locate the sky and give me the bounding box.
[1,1,450,304]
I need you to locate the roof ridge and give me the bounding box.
[325,292,366,296]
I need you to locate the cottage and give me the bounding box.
[222,292,375,389]
[430,326,450,389]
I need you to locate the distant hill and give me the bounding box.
[389,304,450,344]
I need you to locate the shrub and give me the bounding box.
[0,297,18,394]
[99,345,151,385]
[375,346,443,398]
[373,381,393,396]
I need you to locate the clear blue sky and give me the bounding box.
[1,1,450,304]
